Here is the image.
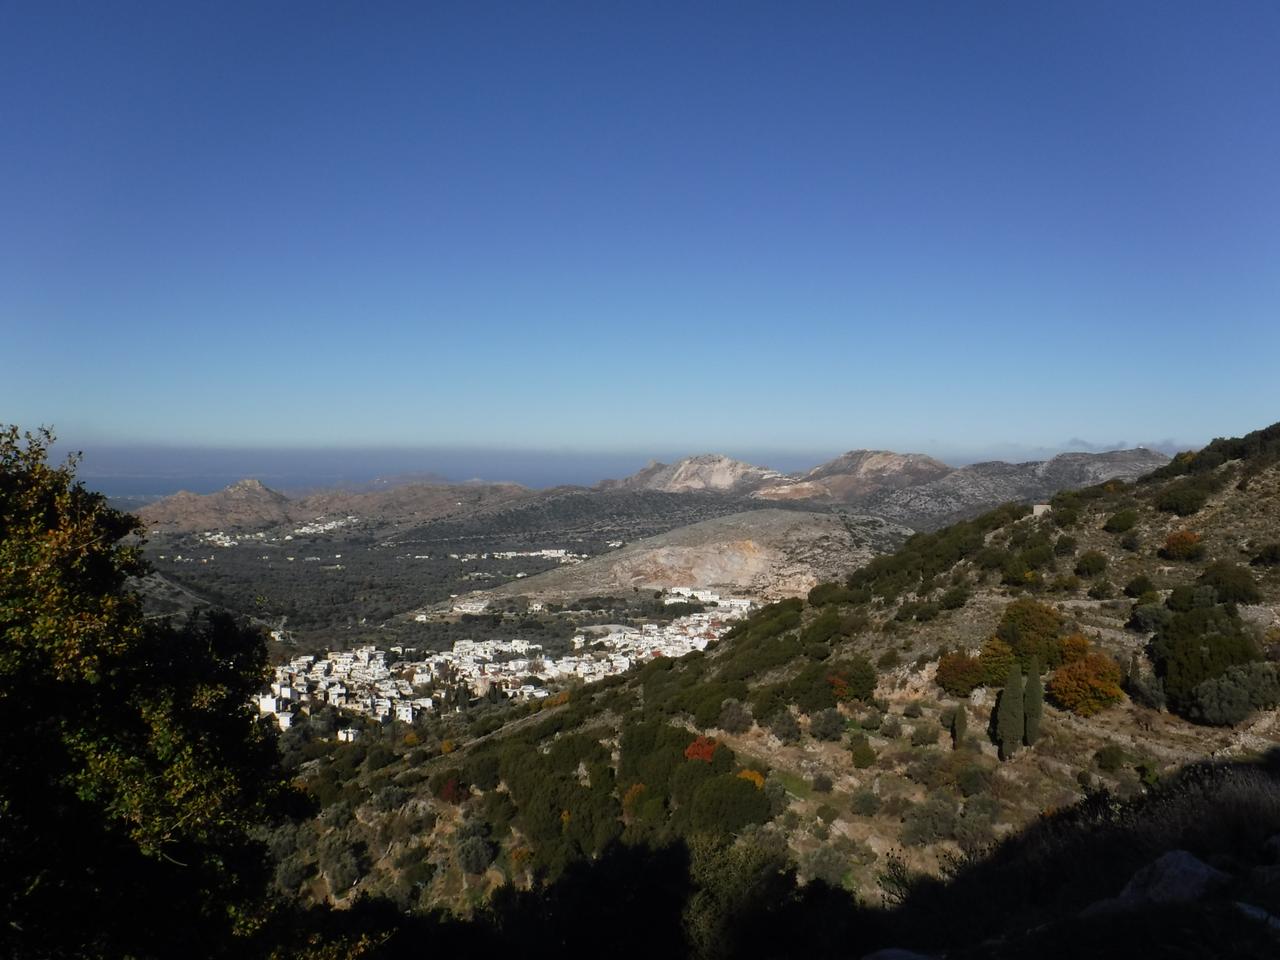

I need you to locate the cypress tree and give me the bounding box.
[1024,657,1043,746]
[997,662,1024,761]
[951,702,967,749]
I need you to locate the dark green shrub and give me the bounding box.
[1250,543,1280,567]
[809,708,846,742]
[1054,535,1077,557]
[1120,532,1141,552]
[901,794,957,846]
[976,546,1009,570]
[1154,480,1210,516]
[456,835,494,875]
[1000,555,1037,588]
[718,699,753,734]
[1124,575,1154,598]
[687,774,770,835]
[364,744,396,771]
[1150,605,1261,713]
[1021,544,1055,570]
[848,735,876,769]
[318,836,368,895]
[905,751,946,788]
[807,581,855,606]
[1167,583,1218,613]
[769,711,801,745]
[1087,580,1114,600]
[1053,505,1079,528]
[957,764,992,797]
[914,602,941,622]
[1128,603,1173,634]
[748,683,787,721]
[1198,561,1261,604]
[803,642,831,661]
[465,752,501,791]
[850,790,881,816]
[1075,551,1108,577]
[1103,509,1138,534]
[800,607,843,645]
[1095,744,1126,772]
[954,801,997,854]
[910,723,939,747]
[786,663,838,715]
[1191,662,1280,726]
[842,655,878,702]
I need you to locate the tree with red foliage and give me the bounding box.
[684,735,718,763]
[828,672,851,702]
[438,776,470,804]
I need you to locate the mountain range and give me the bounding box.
[139,446,1169,535]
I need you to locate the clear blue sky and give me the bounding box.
[3,1,1277,460]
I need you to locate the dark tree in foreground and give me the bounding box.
[0,427,289,959]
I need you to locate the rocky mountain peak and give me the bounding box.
[600,454,784,494]
[226,478,278,496]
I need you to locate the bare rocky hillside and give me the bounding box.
[476,509,912,601]
[137,478,533,534]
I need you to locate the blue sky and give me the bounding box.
[3,2,1277,461]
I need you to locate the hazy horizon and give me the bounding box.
[62,434,1192,498]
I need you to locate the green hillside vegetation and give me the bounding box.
[262,424,1280,943]
[6,422,1280,959]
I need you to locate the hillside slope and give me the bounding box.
[272,423,1280,957]
[474,509,912,601]
[137,478,533,534]
[861,447,1169,528]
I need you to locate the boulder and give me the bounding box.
[1119,849,1232,904]
[1263,833,1280,864]
[1082,849,1231,917]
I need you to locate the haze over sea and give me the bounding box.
[68,438,1187,500]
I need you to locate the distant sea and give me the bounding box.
[66,445,836,501]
